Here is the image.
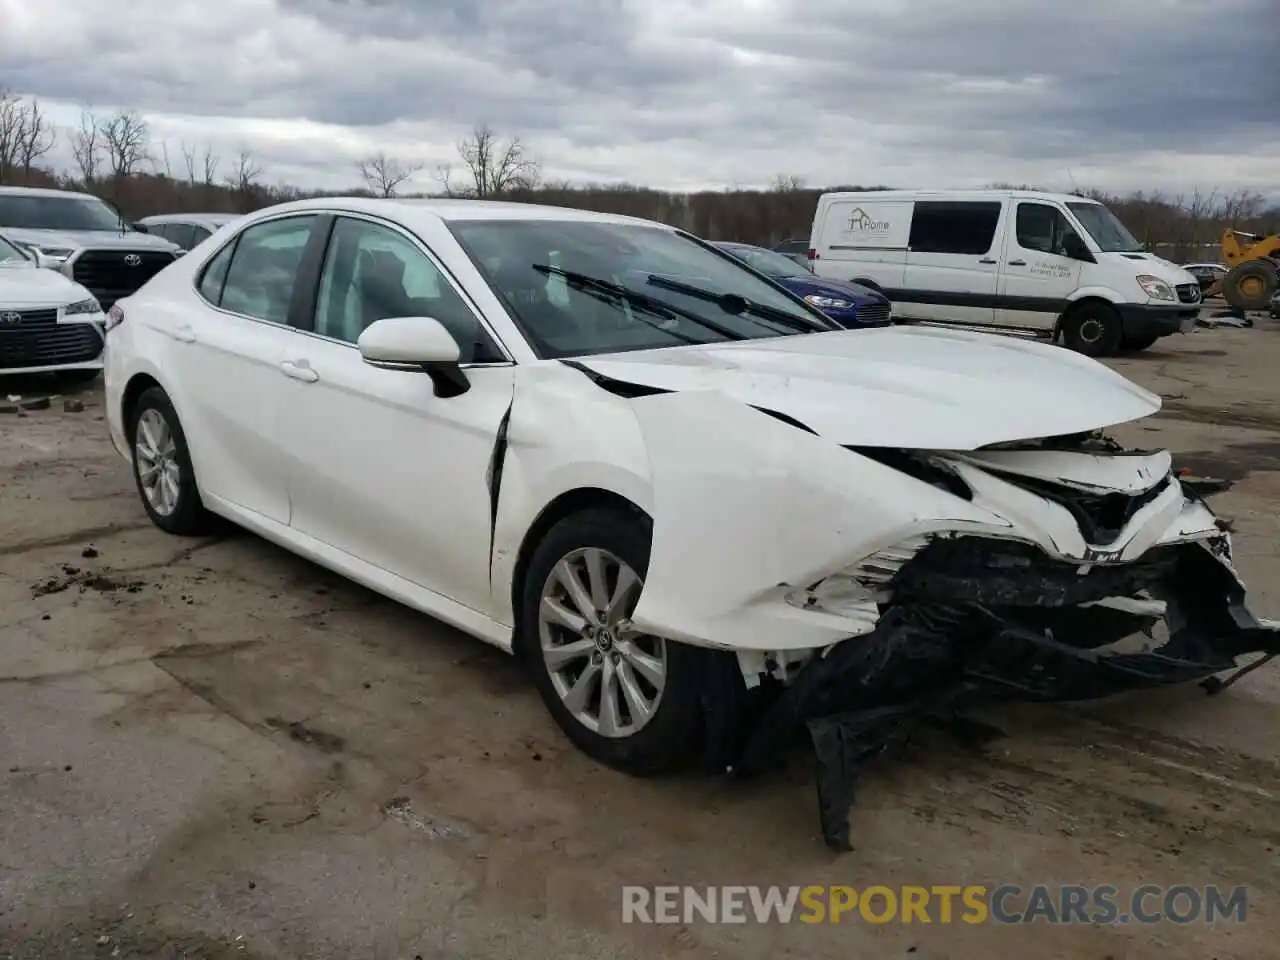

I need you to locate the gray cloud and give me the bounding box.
[1,0,1276,195]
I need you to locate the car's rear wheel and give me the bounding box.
[521,507,705,775]
[127,386,213,536]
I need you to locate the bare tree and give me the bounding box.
[16,98,55,177]
[0,90,26,182]
[225,148,262,193]
[770,174,806,192]
[443,124,540,198]
[71,110,104,183]
[356,150,424,197]
[101,109,150,178]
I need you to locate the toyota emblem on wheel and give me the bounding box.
[0,312,20,324]
[124,254,142,266]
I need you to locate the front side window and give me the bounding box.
[908,201,1002,255]
[313,216,502,362]
[1066,202,1143,253]
[215,215,319,324]
[0,194,128,232]
[1015,202,1084,257]
[448,219,830,359]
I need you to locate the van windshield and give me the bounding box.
[1066,202,1144,253]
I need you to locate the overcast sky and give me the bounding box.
[3,0,1277,198]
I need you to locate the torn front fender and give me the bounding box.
[623,390,1014,650]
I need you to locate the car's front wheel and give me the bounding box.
[127,386,212,536]
[521,507,706,775]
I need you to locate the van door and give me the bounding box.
[900,200,1003,326]
[996,201,1083,331]
[812,199,910,290]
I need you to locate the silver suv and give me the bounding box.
[0,186,182,310]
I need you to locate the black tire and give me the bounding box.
[126,386,213,536]
[1222,259,1279,312]
[520,506,708,775]
[1061,302,1124,356]
[58,368,101,387]
[1122,334,1158,351]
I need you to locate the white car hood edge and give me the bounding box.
[574,325,1161,450]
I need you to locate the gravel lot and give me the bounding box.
[3,320,1280,959]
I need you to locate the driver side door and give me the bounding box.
[996,201,1084,331]
[275,213,516,617]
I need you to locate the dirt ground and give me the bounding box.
[3,318,1280,959]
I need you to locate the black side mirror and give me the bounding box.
[1063,234,1094,262]
[132,222,149,233]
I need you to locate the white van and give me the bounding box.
[808,190,1203,355]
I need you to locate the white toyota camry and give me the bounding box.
[103,197,1280,850]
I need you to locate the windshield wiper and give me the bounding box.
[530,264,748,341]
[645,274,825,333]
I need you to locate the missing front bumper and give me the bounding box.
[726,538,1280,852]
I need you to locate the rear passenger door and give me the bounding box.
[169,213,325,524]
[901,201,1004,326]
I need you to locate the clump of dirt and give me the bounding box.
[30,567,147,598]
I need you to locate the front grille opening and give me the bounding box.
[71,250,176,310]
[987,470,1173,545]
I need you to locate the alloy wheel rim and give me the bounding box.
[134,408,182,516]
[537,547,667,738]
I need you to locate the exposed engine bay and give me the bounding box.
[707,430,1280,851]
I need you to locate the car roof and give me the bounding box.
[140,212,240,223]
[238,196,668,229]
[818,188,1096,205]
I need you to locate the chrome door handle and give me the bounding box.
[1008,259,1027,266]
[280,360,319,383]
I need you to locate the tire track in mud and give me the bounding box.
[1159,400,1280,434]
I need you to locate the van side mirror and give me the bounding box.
[132,222,150,233]
[1063,234,1094,262]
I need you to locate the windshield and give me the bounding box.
[448,219,831,358]
[1066,202,1144,253]
[717,243,809,279]
[0,193,127,232]
[0,233,29,263]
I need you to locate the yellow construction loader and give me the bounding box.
[1206,229,1280,310]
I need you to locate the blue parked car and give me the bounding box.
[711,241,892,328]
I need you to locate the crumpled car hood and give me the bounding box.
[575,325,1161,449]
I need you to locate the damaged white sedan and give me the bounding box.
[102,198,1280,851]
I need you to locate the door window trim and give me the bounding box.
[291,211,516,365]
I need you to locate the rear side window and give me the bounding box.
[165,223,196,250]
[197,241,237,305]
[213,215,320,324]
[908,201,1002,255]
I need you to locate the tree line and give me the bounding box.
[1,90,1275,261]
